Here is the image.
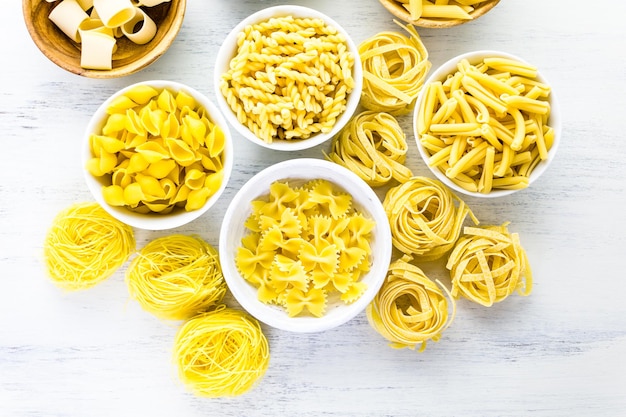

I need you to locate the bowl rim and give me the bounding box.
[82,79,234,230]
[22,0,187,78]
[213,5,363,152]
[378,0,500,28]
[218,158,392,333]
[413,49,562,199]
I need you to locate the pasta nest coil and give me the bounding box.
[125,234,227,320]
[43,202,135,291]
[383,176,477,261]
[446,223,533,306]
[326,110,413,187]
[359,21,431,115]
[366,255,455,351]
[173,306,270,398]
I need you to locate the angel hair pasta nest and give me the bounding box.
[125,234,227,320]
[173,306,270,398]
[43,202,135,291]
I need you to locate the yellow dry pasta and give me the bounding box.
[393,0,490,21]
[359,21,430,115]
[220,15,355,143]
[43,202,135,291]
[383,176,477,261]
[235,179,375,317]
[173,306,270,398]
[325,111,413,187]
[125,234,227,320]
[87,85,226,214]
[446,222,533,307]
[48,0,163,70]
[416,56,554,193]
[366,255,456,352]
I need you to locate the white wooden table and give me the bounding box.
[2,1,626,416]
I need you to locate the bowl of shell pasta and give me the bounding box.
[83,80,233,230]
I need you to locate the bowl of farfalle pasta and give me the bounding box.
[219,158,392,333]
[83,80,233,230]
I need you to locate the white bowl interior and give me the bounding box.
[413,50,561,198]
[83,80,233,230]
[214,5,363,152]
[219,158,392,333]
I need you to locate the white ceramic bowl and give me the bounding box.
[214,5,363,152]
[83,80,233,230]
[413,50,561,198]
[219,158,392,333]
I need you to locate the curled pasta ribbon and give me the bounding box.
[220,16,355,143]
[87,85,226,214]
[447,223,533,307]
[125,234,226,320]
[173,306,270,398]
[235,180,374,317]
[326,111,413,187]
[359,21,431,115]
[366,255,455,351]
[43,202,135,291]
[383,176,477,261]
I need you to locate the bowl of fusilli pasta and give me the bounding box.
[82,80,233,230]
[214,5,363,151]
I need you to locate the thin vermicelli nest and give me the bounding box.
[43,202,135,291]
[173,306,270,398]
[125,234,227,320]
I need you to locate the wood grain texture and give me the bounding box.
[2,0,626,416]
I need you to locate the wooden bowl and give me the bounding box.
[379,0,499,28]
[23,0,186,78]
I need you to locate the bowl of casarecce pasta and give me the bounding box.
[214,5,363,151]
[219,158,392,333]
[378,0,500,28]
[23,0,186,78]
[83,80,233,230]
[413,50,561,198]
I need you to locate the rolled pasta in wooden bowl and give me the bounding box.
[23,0,186,78]
[378,0,500,29]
